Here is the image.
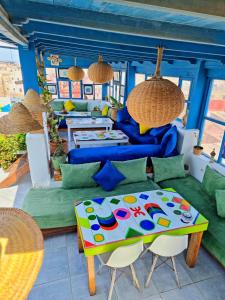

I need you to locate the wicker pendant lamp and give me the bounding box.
[88,55,113,83]
[127,47,185,127]
[68,58,84,81]
[0,208,44,300]
[0,103,43,134]
[23,89,47,112]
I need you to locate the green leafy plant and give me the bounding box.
[0,134,27,170]
[109,96,124,109]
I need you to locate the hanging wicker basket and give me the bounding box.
[68,66,84,81]
[127,47,185,127]
[88,55,114,84]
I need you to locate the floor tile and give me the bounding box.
[28,278,73,300]
[114,259,159,300]
[177,247,224,282]
[66,232,77,248]
[195,274,225,300]
[35,247,70,285]
[71,270,118,300]
[160,283,205,300]
[67,246,87,277]
[44,234,67,250]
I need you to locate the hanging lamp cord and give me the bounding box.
[154,47,164,78]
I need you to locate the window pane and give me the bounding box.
[164,76,179,86]
[181,80,191,100]
[201,120,225,160]
[121,71,126,85]
[83,69,92,84]
[120,85,125,97]
[178,102,188,120]
[71,81,81,98]
[58,81,70,98]
[207,80,225,123]
[135,73,145,85]
[113,71,120,81]
[46,68,56,84]
[95,85,102,100]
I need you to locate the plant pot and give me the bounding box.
[193,146,203,155]
[111,107,118,121]
[50,139,67,155]
[51,155,67,171]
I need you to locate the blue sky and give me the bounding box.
[0,46,20,64]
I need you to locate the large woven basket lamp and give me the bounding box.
[0,208,44,300]
[68,58,84,81]
[23,88,47,132]
[88,55,113,83]
[127,47,185,127]
[0,103,43,134]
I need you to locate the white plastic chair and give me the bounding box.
[97,240,143,300]
[145,235,188,288]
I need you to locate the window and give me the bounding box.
[58,81,70,98]
[178,79,192,120]
[135,73,145,86]
[71,81,81,98]
[94,85,102,100]
[200,79,225,164]
[46,68,57,84]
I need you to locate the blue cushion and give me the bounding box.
[161,126,178,157]
[93,160,126,191]
[130,118,138,127]
[68,144,162,164]
[117,107,131,123]
[149,124,172,139]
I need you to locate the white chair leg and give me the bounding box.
[145,254,158,288]
[130,264,141,290]
[108,268,116,300]
[171,256,180,288]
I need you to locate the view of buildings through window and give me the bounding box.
[201,79,225,164]
[0,43,24,112]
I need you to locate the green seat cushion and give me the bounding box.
[215,190,225,218]
[51,101,64,111]
[159,175,225,267]
[152,155,185,183]
[202,166,225,200]
[22,178,160,229]
[61,162,100,189]
[111,157,147,185]
[73,101,88,112]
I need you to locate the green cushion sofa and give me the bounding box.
[22,178,159,229]
[159,175,225,267]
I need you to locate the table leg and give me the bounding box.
[87,256,96,296]
[186,231,203,267]
[68,126,71,142]
[77,226,83,253]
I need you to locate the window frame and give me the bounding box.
[199,78,225,165]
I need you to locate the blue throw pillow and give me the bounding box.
[93,160,126,191]
[161,125,178,157]
[149,124,172,139]
[117,107,131,123]
[130,117,139,127]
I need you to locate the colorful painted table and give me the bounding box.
[74,189,208,296]
[73,130,129,148]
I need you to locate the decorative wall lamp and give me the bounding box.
[127,47,185,127]
[88,54,113,84]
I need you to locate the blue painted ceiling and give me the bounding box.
[0,0,225,63]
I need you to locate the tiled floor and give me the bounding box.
[1,169,224,300]
[28,232,225,300]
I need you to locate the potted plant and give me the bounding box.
[109,96,124,121]
[51,138,66,171]
[193,139,203,155]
